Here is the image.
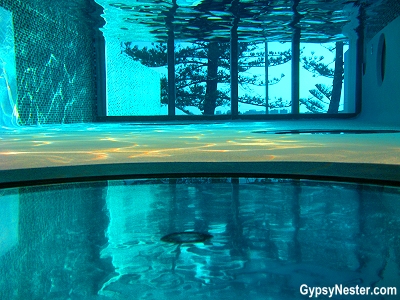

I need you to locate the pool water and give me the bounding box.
[1,178,399,299]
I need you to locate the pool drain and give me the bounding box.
[161,232,213,244]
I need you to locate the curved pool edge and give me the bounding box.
[1,161,400,188]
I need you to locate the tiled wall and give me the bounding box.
[0,0,102,125]
[0,7,18,127]
[365,0,400,42]
[0,182,113,299]
[106,38,161,116]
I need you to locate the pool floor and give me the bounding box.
[1,178,399,299]
[1,120,400,185]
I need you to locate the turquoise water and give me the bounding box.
[95,0,361,43]
[1,178,399,299]
[0,7,18,128]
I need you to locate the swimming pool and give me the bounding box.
[1,177,399,299]
[1,1,400,299]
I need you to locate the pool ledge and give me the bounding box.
[1,161,400,188]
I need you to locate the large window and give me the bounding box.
[105,38,356,118]
[99,1,360,120]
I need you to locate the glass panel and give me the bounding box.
[266,42,292,115]
[300,42,350,114]
[174,41,231,116]
[238,42,292,115]
[237,42,266,115]
[104,40,166,116]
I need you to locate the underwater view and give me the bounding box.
[1,0,400,299]
[1,0,396,124]
[96,0,360,117]
[1,178,399,299]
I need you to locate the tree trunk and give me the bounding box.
[328,41,344,113]
[203,42,219,115]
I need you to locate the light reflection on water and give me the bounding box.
[101,178,400,299]
[0,178,399,299]
[94,0,365,43]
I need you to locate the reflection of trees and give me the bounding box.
[300,42,344,113]
[125,40,349,114]
[102,178,399,298]
[123,42,291,114]
[226,178,247,257]
[290,180,302,263]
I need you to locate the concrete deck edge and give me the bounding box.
[1,162,400,188]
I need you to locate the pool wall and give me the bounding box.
[0,0,101,125]
[0,182,113,299]
[357,14,400,126]
[0,7,18,128]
